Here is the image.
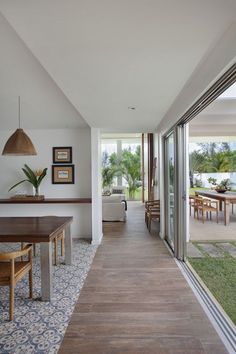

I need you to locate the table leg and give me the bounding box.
[224,200,230,226]
[65,224,72,265]
[40,242,53,301]
[219,200,223,211]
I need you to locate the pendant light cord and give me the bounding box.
[18,96,21,129]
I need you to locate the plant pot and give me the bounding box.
[33,186,40,197]
[216,189,227,193]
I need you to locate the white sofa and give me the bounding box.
[102,194,126,221]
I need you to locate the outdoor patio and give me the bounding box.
[189,210,236,242]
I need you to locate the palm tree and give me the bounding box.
[110,146,141,199]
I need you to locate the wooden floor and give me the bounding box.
[59,202,227,354]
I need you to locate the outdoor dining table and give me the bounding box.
[195,190,236,226]
[0,216,73,301]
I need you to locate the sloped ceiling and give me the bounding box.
[1,0,236,132]
[0,13,88,130]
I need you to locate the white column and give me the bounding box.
[91,128,103,245]
[117,140,123,186]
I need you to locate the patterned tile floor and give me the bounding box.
[0,240,97,354]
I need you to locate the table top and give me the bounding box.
[196,190,236,201]
[0,216,73,243]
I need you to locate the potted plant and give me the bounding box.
[9,164,47,197]
[207,177,217,189]
[215,178,231,193]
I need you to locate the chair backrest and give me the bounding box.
[0,244,32,261]
[112,186,125,194]
[145,199,160,207]
[194,196,204,207]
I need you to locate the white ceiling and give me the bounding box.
[1,1,236,132]
[190,94,236,136]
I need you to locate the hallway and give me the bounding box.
[59,202,227,354]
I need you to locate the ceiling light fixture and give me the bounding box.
[2,96,37,156]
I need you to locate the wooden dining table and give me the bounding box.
[0,216,73,301]
[195,190,236,225]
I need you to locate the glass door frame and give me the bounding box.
[163,62,236,261]
[163,125,188,260]
[164,130,176,253]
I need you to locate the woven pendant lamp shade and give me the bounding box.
[2,96,37,156]
[2,128,37,156]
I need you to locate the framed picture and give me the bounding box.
[52,165,75,184]
[53,147,72,163]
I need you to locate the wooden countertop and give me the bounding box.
[0,198,92,204]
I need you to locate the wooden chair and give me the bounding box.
[0,244,33,321]
[145,200,160,226]
[147,205,160,232]
[189,195,196,216]
[22,215,65,265]
[43,216,65,265]
[53,230,65,266]
[194,197,219,223]
[21,243,36,258]
[231,201,236,214]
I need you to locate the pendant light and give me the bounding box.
[2,96,37,156]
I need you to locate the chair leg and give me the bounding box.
[54,238,58,265]
[61,235,65,257]
[21,242,24,261]
[10,260,15,321]
[202,211,205,224]
[232,203,234,214]
[216,210,219,224]
[33,244,36,257]
[145,212,148,227]
[148,216,151,232]
[9,285,14,321]
[29,269,33,298]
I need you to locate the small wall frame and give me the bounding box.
[52,165,75,184]
[53,147,72,164]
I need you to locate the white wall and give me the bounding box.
[0,128,92,238]
[91,128,103,245]
[194,172,236,189]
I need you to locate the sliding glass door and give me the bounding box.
[165,132,175,250]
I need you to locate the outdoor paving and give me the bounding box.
[188,241,236,258]
[197,243,225,258]
[189,212,236,241]
[187,243,204,258]
[217,242,236,258]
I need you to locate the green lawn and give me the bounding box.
[189,187,209,196]
[189,257,236,324]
